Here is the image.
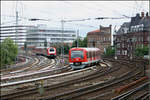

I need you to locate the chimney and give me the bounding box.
[141,12,144,18]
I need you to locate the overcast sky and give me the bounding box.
[1,1,149,37]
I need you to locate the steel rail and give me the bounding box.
[0,62,108,100]
[111,81,150,100]
[1,56,52,81]
[0,55,34,75]
[134,91,149,100]
[141,93,150,100]
[54,68,140,100]
[38,61,125,100]
[40,60,141,100]
[0,65,93,88]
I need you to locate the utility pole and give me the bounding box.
[15,11,19,63]
[16,11,18,45]
[61,20,64,67]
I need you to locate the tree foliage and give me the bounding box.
[134,45,149,57]
[104,46,115,57]
[64,44,70,54]
[0,38,18,68]
[53,44,70,55]
[71,37,87,48]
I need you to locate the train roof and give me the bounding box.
[70,47,100,51]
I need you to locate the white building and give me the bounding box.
[0,25,32,47]
[26,25,77,48]
[0,25,77,49]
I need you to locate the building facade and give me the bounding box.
[26,25,76,49]
[0,25,77,49]
[0,25,32,47]
[87,25,112,52]
[114,12,150,58]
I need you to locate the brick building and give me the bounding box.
[87,25,112,52]
[114,12,150,58]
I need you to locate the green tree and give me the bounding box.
[71,40,77,48]
[64,44,70,55]
[71,37,87,48]
[82,37,87,47]
[104,46,115,57]
[0,38,18,68]
[53,44,70,55]
[134,45,149,57]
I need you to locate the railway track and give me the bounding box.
[1,59,148,100]
[38,60,143,100]
[1,55,73,99]
[0,55,34,75]
[1,56,70,84]
[1,56,46,83]
[1,60,125,100]
[111,81,150,100]
[0,62,109,100]
[0,55,44,76]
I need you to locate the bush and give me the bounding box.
[134,45,149,57]
[0,38,18,68]
[104,46,115,57]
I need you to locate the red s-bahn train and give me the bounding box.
[34,47,56,59]
[69,47,101,69]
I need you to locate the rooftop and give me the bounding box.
[88,29,100,33]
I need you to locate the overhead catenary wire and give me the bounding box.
[3,1,149,28]
[2,13,131,24]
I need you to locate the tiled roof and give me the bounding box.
[88,29,100,33]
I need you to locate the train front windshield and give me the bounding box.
[71,50,83,59]
[50,48,54,52]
